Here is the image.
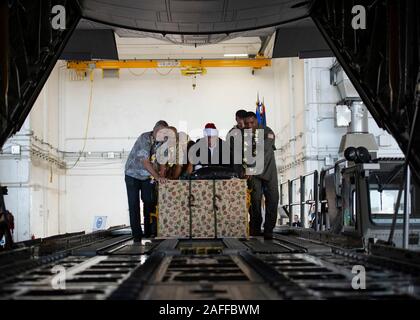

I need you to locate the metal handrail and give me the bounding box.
[279,170,319,230]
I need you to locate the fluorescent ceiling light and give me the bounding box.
[224,53,249,57]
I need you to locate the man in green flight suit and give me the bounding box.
[244,112,279,239]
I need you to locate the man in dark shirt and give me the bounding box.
[228,110,248,177]
[292,215,302,227]
[230,109,247,132]
[125,120,168,242]
[244,112,279,239]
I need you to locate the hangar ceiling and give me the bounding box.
[76,18,276,47]
[73,16,330,59]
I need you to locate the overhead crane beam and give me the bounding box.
[67,58,272,70]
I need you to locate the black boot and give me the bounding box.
[250,229,262,237]
[133,235,142,243]
[263,232,273,240]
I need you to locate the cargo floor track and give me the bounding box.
[1,227,420,300]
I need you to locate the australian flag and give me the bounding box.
[256,94,267,127]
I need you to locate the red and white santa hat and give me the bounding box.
[203,123,218,137]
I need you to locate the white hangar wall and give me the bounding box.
[0,64,63,241]
[59,62,279,234]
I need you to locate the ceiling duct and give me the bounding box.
[330,62,359,100]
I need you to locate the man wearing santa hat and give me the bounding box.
[193,123,230,170]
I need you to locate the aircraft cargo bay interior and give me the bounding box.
[0,0,420,303]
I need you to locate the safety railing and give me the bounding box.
[279,171,319,230]
[280,159,347,231]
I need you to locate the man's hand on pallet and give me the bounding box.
[157,177,168,184]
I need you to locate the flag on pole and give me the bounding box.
[256,93,267,127]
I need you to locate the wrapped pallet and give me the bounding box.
[158,179,248,238]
